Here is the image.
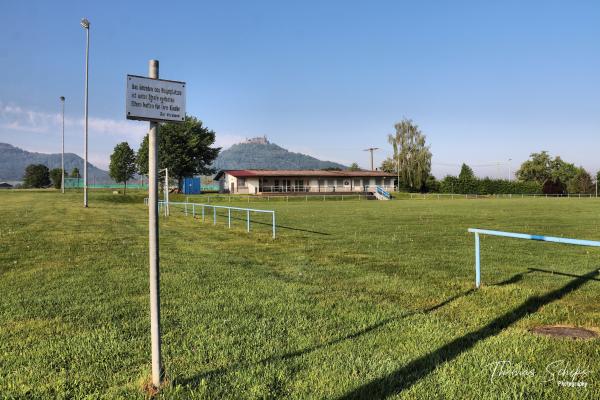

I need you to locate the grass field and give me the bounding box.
[1,190,599,399]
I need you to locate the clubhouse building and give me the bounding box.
[215,169,396,194]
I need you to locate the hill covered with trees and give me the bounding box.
[0,143,108,181]
[213,140,346,170]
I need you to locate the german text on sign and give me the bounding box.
[126,75,186,122]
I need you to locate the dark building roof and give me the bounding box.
[0,182,13,188]
[215,169,395,180]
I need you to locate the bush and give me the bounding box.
[438,175,541,194]
[22,164,50,188]
[49,168,64,190]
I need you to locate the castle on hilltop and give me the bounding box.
[244,136,269,145]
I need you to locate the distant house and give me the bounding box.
[215,169,396,194]
[0,182,13,189]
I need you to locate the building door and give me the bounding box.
[230,182,235,193]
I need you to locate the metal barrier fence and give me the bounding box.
[408,193,598,200]
[145,198,276,238]
[64,177,148,189]
[177,194,371,203]
[468,228,600,288]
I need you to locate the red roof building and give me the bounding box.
[215,169,395,194]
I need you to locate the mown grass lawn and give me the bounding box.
[0,190,599,399]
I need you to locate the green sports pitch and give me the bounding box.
[0,191,598,399]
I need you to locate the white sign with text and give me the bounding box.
[126,75,186,122]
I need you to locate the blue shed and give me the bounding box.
[181,177,201,194]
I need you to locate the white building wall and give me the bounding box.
[221,173,395,194]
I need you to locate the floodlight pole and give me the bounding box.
[60,96,65,193]
[81,18,90,207]
[364,147,379,171]
[148,59,162,388]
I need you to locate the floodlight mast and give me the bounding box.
[81,18,90,207]
[363,147,379,171]
[60,96,65,193]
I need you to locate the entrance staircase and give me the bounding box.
[373,186,392,200]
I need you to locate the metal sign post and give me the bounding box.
[147,60,162,388]
[126,60,186,389]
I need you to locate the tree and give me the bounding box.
[137,116,220,187]
[380,158,396,174]
[550,157,578,185]
[109,142,137,194]
[387,119,432,191]
[320,167,342,171]
[458,163,475,181]
[424,175,439,193]
[49,168,65,189]
[516,151,552,184]
[516,151,578,185]
[23,164,50,188]
[70,167,80,178]
[348,162,361,171]
[566,167,593,194]
[457,163,477,193]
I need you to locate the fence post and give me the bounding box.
[247,210,250,232]
[228,208,231,228]
[475,232,481,288]
[192,204,195,218]
[272,212,276,239]
[185,202,188,216]
[213,207,216,225]
[202,205,205,221]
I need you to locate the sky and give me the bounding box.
[1,0,598,178]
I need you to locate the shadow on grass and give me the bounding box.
[174,288,476,388]
[492,268,600,287]
[528,267,600,282]
[492,270,534,286]
[337,268,599,400]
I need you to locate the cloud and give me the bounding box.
[0,101,146,140]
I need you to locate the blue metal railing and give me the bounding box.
[145,198,276,238]
[468,228,600,288]
[376,186,391,199]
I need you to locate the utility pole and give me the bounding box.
[60,96,65,193]
[363,147,379,171]
[81,18,90,207]
[148,59,162,388]
[508,158,512,181]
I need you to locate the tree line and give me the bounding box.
[22,116,220,193]
[380,119,598,194]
